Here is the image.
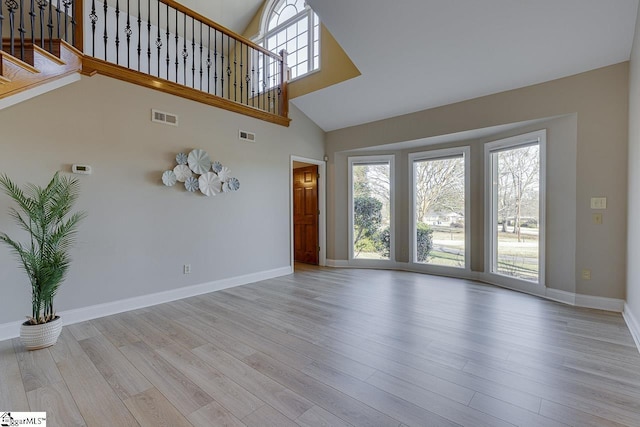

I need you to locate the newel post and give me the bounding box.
[279,49,289,118]
[73,0,83,51]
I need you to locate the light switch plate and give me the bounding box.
[590,197,607,209]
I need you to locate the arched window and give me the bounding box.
[256,0,320,81]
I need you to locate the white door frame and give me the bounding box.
[290,155,327,268]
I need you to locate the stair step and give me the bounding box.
[0,39,81,101]
[0,53,10,84]
[2,39,63,66]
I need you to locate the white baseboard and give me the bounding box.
[0,73,81,111]
[575,294,625,312]
[623,303,640,353]
[545,288,576,305]
[325,259,624,312]
[0,320,24,343]
[0,266,292,342]
[325,259,401,269]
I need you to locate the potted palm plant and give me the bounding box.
[0,172,86,350]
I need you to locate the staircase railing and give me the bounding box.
[1,0,83,60]
[82,0,289,125]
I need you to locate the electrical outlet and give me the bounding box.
[592,213,603,225]
[581,269,591,280]
[183,264,191,274]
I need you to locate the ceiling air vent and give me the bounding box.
[239,130,256,142]
[151,109,178,126]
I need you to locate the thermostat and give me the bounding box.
[72,164,92,175]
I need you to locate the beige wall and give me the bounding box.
[628,6,640,316]
[0,74,324,325]
[327,63,629,299]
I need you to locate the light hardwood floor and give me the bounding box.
[2,265,640,426]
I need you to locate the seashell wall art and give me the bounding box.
[162,149,240,196]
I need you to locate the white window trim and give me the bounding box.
[484,129,547,288]
[348,155,395,263]
[408,146,471,271]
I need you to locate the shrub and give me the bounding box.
[355,236,378,254]
[416,223,434,262]
[378,223,433,262]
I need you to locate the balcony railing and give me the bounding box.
[82,0,289,125]
[0,0,289,125]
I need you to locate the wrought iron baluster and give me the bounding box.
[220,33,224,98]
[102,0,107,60]
[174,9,178,82]
[70,0,76,46]
[182,12,187,84]
[89,0,96,55]
[268,64,273,113]
[234,39,237,102]
[0,2,4,54]
[36,0,44,48]
[6,0,17,57]
[165,2,169,79]
[125,0,131,67]
[115,0,119,64]
[251,47,255,107]
[257,51,261,110]
[239,42,244,104]
[271,61,277,114]
[191,16,194,88]
[263,53,268,112]
[29,0,34,44]
[146,0,150,73]
[55,0,60,38]
[19,0,26,60]
[198,21,202,90]
[245,43,250,105]
[155,0,161,77]
[136,0,140,71]
[206,26,211,93]
[47,0,52,51]
[62,0,71,42]
[214,28,218,96]
[226,35,231,100]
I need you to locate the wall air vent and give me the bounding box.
[239,130,256,142]
[152,109,178,126]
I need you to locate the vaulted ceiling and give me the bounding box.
[179,0,264,36]
[180,0,640,132]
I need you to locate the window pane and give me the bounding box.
[414,156,465,267]
[297,47,307,63]
[297,60,308,75]
[352,163,391,260]
[298,17,308,34]
[492,144,540,281]
[289,51,298,68]
[278,5,298,25]
[287,39,297,55]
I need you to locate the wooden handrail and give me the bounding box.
[159,0,282,61]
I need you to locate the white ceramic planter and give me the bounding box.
[20,316,63,350]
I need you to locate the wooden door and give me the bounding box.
[293,165,319,265]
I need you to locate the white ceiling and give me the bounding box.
[179,0,264,34]
[293,0,639,131]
